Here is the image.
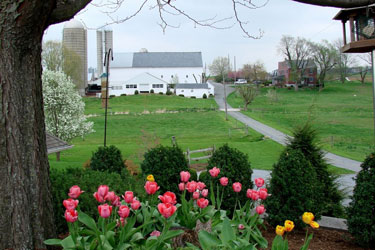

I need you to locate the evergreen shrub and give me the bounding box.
[90,145,125,174]
[178,94,184,97]
[135,90,139,95]
[141,145,189,194]
[190,96,196,99]
[201,144,253,213]
[203,93,207,99]
[347,152,375,248]
[109,95,115,98]
[120,93,127,96]
[50,167,135,234]
[159,92,163,95]
[150,89,154,94]
[265,149,320,229]
[166,90,172,95]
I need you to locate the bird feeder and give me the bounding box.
[334,4,375,53]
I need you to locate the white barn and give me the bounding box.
[175,83,214,98]
[109,72,168,96]
[109,52,204,88]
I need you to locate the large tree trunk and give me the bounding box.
[0,1,57,248]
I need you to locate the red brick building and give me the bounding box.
[273,60,318,87]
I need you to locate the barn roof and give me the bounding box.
[124,72,167,84]
[175,83,209,89]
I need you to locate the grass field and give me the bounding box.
[227,81,373,162]
[49,94,354,175]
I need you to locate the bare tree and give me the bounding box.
[209,57,231,81]
[357,53,371,84]
[237,85,259,111]
[242,61,268,82]
[308,40,337,89]
[334,39,356,83]
[279,35,310,90]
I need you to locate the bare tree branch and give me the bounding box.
[292,0,375,8]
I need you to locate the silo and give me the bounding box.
[96,28,113,76]
[63,19,88,96]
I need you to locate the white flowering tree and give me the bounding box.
[42,70,94,142]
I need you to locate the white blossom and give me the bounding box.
[42,70,94,142]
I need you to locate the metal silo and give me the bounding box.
[63,19,88,96]
[97,27,113,76]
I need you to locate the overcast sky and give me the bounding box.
[43,0,347,73]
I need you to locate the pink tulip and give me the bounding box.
[157,203,177,218]
[123,191,134,203]
[65,209,78,223]
[97,185,109,198]
[246,189,259,201]
[93,192,105,203]
[185,181,197,193]
[197,182,206,191]
[68,185,84,199]
[118,205,130,218]
[259,188,268,200]
[232,182,242,193]
[201,189,209,197]
[256,205,266,215]
[197,198,209,209]
[158,191,177,205]
[105,191,116,202]
[98,204,112,218]
[209,167,220,177]
[238,224,245,230]
[193,191,200,200]
[254,178,265,188]
[144,181,160,195]
[220,177,228,186]
[112,195,121,207]
[63,198,79,211]
[180,171,191,183]
[178,182,185,191]
[150,230,161,237]
[131,199,141,210]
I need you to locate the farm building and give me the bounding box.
[109,51,204,90]
[175,83,214,98]
[273,60,317,87]
[109,72,168,96]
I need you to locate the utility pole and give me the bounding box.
[103,48,113,147]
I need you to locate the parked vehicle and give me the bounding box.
[234,79,247,84]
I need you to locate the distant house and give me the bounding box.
[175,83,214,98]
[274,60,317,86]
[109,52,204,91]
[109,72,168,96]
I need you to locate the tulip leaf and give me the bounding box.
[106,221,117,231]
[300,233,313,250]
[43,238,62,246]
[61,235,76,249]
[220,218,235,244]
[78,211,98,232]
[163,229,184,241]
[198,230,221,250]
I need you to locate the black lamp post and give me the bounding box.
[103,48,113,147]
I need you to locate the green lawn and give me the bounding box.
[84,94,218,115]
[227,81,373,162]
[49,94,353,175]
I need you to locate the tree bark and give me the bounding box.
[292,0,375,8]
[0,0,90,248]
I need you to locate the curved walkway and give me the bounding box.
[210,81,361,206]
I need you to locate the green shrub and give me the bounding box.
[209,94,213,98]
[109,95,116,98]
[346,152,375,247]
[90,145,125,174]
[159,92,163,95]
[50,167,136,234]
[265,149,321,229]
[190,96,196,99]
[198,170,208,181]
[203,93,207,99]
[120,93,127,96]
[134,90,139,95]
[150,89,154,94]
[166,90,172,95]
[287,124,344,217]
[141,145,189,194]
[201,144,253,213]
[178,94,184,97]
[188,168,198,181]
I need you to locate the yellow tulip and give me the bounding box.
[302,212,314,224]
[275,225,285,236]
[147,174,155,182]
[310,221,319,229]
[284,220,294,232]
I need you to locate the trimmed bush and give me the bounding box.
[109,95,116,98]
[265,149,321,229]
[287,124,344,217]
[159,92,163,95]
[178,94,184,97]
[347,152,375,248]
[134,90,139,95]
[150,89,154,94]
[50,167,136,233]
[209,94,213,97]
[141,145,189,194]
[120,93,127,96]
[188,168,198,181]
[90,145,125,174]
[201,144,253,213]
[190,96,196,99]
[166,90,172,95]
[203,93,207,99]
